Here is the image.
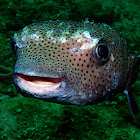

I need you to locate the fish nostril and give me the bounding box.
[11,37,17,54]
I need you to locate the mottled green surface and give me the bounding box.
[0,0,140,139]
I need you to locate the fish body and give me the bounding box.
[12,20,139,110]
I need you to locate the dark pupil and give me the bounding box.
[98,43,109,59]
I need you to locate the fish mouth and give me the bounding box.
[14,73,66,98]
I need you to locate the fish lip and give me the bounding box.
[14,70,61,78]
[13,72,66,97]
[15,73,62,82]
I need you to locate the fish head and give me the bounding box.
[12,20,139,105]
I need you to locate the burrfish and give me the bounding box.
[11,20,139,117]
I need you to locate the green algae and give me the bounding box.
[0,0,139,139]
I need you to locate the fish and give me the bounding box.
[11,20,139,117]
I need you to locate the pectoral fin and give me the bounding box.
[124,90,139,118]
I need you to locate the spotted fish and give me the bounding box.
[11,20,139,117]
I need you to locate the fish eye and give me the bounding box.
[11,37,17,54]
[94,42,110,62]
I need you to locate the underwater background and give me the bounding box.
[0,0,140,139]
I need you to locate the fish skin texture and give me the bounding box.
[12,20,139,105]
